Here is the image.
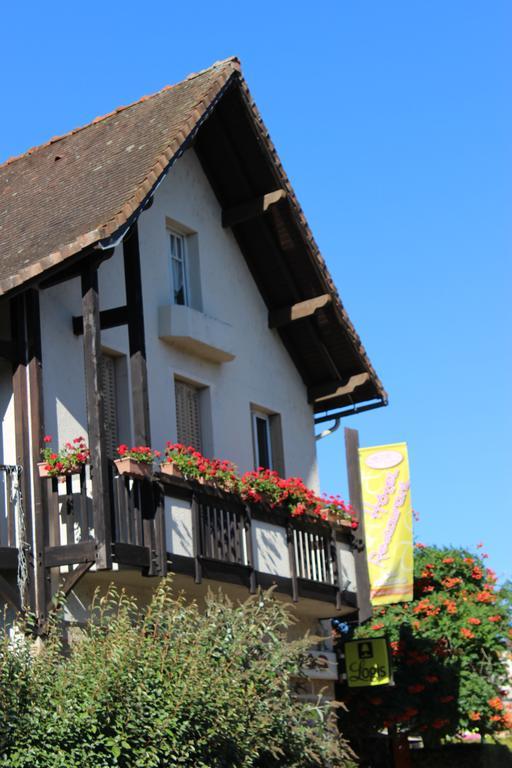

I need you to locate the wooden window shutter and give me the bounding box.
[175,381,202,451]
[100,354,118,459]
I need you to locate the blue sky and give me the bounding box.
[2,2,511,580]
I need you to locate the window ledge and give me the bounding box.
[158,304,236,363]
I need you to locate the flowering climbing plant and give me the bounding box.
[40,435,90,477]
[341,544,512,744]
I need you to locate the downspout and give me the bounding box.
[315,417,341,442]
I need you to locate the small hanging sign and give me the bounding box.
[343,637,392,688]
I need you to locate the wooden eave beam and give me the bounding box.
[72,305,128,335]
[222,189,287,228]
[0,339,13,361]
[308,372,370,404]
[268,294,332,329]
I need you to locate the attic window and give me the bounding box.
[169,230,189,306]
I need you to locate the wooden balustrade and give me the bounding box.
[0,465,19,550]
[0,463,356,617]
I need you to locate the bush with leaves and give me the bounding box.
[341,545,512,746]
[0,581,356,768]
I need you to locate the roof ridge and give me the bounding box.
[0,57,240,172]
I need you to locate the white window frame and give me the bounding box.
[252,410,273,470]
[169,229,189,306]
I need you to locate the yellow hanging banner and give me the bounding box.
[358,442,413,605]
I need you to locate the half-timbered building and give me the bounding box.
[0,58,386,698]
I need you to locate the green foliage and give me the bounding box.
[342,545,512,743]
[0,582,355,767]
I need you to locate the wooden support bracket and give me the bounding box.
[47,562,93,611]
[269,294,332,329]
[0,573,22,612]
[308,372,370,404]
[222,189,287,228]
[72,305,128,335]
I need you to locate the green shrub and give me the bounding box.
[0,582,356,767]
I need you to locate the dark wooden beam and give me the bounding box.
[72,305,128,336]
[123,225,150,446]
[81,261,112,570]
[123,224,164,577]
[0,339,13,361]
[26,289,46,622]
[268,294,332,329]
[39,246,114,291]
[286,524,299,603]
[45,541,96,568]
[48,562,93,610]
[308,372,370,404]
[112,543,150,569]
[0,547,18,570]
[9,294,35,612]
[344,428,372,623]
[222,189,287,228]
[0,573,22,612]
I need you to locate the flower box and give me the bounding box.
[327,512,357,529]
[114,458,153,478]
[159,461,184,479]
[38,462,84,479]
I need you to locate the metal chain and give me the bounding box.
[8,466,28,612]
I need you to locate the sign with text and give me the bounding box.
[344,637,392,688]
[359,442,413,605]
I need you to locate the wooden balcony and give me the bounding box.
[0,461,362,619]
[0,464,20,572]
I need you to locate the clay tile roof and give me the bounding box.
[0,58,240,296]
[0,57,387,409]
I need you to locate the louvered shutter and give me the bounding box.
[175,381,202,451]
[100,354,118,458]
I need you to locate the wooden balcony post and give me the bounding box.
[286,523,299,602]
[25,289,48,622]
[9,293,36,614]
[344,428,372,623]
[81,261,112,569]
[191,494,202,584]
[124,223,166,575]
[123,223,151,446]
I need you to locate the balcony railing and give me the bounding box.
[0,464,23,571]
[1,463,359,614]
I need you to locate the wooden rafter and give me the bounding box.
[308,372,370,404]
[268,294,332,329]
[222,189,287,228]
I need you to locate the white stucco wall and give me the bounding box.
[36,148,319,487]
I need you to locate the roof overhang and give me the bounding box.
[0,59,387,415]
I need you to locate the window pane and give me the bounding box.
[170,232,187,305]
[256,416,271,469]
[172,256,185,305]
